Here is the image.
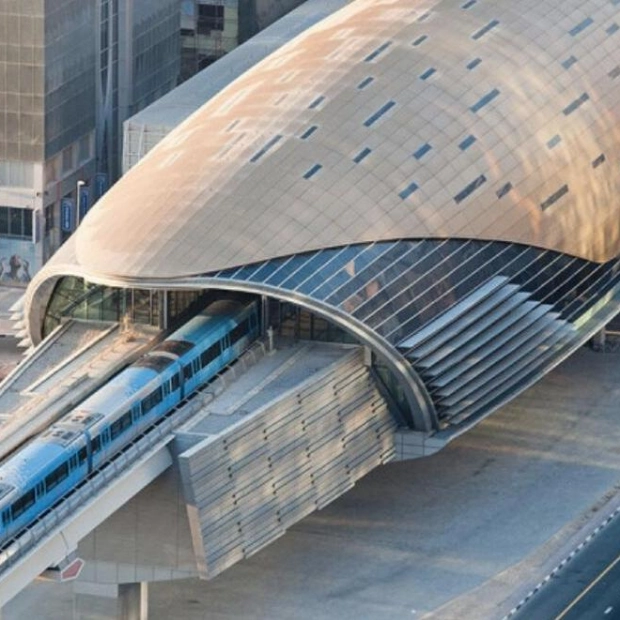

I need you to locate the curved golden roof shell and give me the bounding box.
[63,0,620,280]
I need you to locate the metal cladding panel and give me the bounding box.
[29,0,620,290]
[177,348,396,580]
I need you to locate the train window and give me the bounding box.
[2,509,10,526]
[110,411,133,440]
[77,447,88,464]
[45,462,69,492]
[12,489,36,519]
[229,319,248,345]
[141,388,163,416]
[183,364,194,380]
[92,435,102,453]
[171,373,180,391]
[200,343,219,368]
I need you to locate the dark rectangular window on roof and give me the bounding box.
[459,134,477,150]
[547,134,562,149]
[540,184,569,211]
[353,147,372,163]
[462,0,477,8]
[562,92,589,115]
[357,76,374,89]
[496,182,512,198]
[399,181,419,200]
[308,95,325,109]
[569,17,593,36]
[561,55,577,69]
[420,67,436,80]
[303,164,322,179]
[592,153,606,168]
[249,134,282,163]
[412,35,428,46]
[417,11,431,22]
[472,19,499,40]
[470,88,500,112]
[607,22,620,34]
[467,57,482,70]
[413,143,432,159]
[609,66,620,79]
[454,174,487,203]
[364,101,396,127]
[300,125,318,140]
[364,41,392,62]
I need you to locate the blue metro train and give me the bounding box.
[0,299,259,544]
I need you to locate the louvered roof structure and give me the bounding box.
[25,0,620,434]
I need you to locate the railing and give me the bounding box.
[0,340,268,577]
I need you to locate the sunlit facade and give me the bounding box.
[24,0,620,433]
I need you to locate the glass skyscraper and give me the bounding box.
[0,0,180,282]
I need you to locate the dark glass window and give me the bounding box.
[197,4,224,33]
[183,363,194,380]
[0,207,33,239]
[12,489,36,519]
[110,410,133,438]
[200,342,220,367]
[141,385,164,416]
[45,462,69,492]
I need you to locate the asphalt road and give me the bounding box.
[515,511,620,619]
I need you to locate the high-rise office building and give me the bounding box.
[0,0,180,284]
[180,0,306,81]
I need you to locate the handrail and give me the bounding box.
[0,340,269,576]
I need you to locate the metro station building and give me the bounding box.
[21,0,620,439]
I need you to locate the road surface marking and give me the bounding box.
[555,551,620,619]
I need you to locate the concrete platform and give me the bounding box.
[6,345,620,619]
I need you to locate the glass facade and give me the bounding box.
[212,240,620,346]
[40,239,620,429]
[44,0,96,159]
[0,0,45,162]
[98,0,180,181]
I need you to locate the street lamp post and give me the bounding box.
[76,180,85,228]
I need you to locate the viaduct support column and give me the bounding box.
[118,582,148,620]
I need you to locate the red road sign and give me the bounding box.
[59,558,84,582]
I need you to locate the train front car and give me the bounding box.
[0,299,258,550]
[0,428,89,544]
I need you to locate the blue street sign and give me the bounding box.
[94,173,108,200]
[61,198,74,232]
[78,185,90,221]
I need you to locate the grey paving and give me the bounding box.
[6,346,620,619]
